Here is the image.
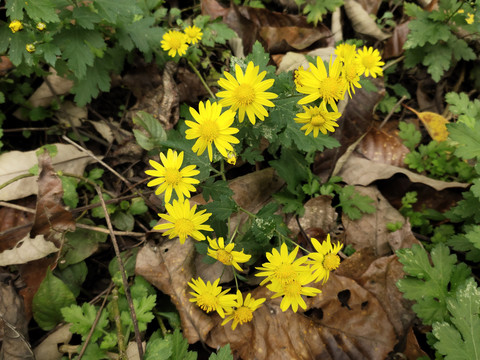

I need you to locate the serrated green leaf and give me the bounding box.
[54,261,88,298]
[129,198,148,215]
[405,17,451,48]
[398,122,421,151]
[94,0,141,23]
[132,111,167,151]
[170,328,197,360]
[73,6,102,29]
[25,0,60,22]
[269,148,310,195]
[337,186,375,220]
[8,31,31,66]
[144,331,173,360]
[396,244,471,324]
[449,37,476,62]
[62,302,109,341]
[82,343,108,360]
[201,178,234,202]
[279,120,340,153]
[448,122,480,160]
[37,42,61,66]
[121,295,156,332]
[422,43,452,82]
[241,147,264,165]
[209,344,233,360]
[6,0,26,19]
[126,17,164,56]
[432,278,480,360]
[245,41,274,74]
[202,21,236,47]
[203,195,238,221]
[33,269,76,330]
[72,58,113,106]
[273,190,305,215]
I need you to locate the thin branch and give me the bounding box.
[378,95,408,129]
[0,173,35,192]
[0,201,36,213]
[76,222,146,238]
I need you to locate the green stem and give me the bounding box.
[275,229,310,253]
[233,270,239,291]
[187,60,216,99]
[238,205,256,218]
[0,173,35,192]
[112,287,127,360]
[220,159,227,181]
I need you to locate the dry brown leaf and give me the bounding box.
[342,185,405,256]
[338,153,469,191]
[0,235,58,266]
[55,101,86,127]
[0,281,33,360]
[33,324,72,360]
[404,105,449,142]
[344,0,391,40]
[335,247,378,281]
[207,274,396,360]
[356,128,410,167]
[0,143,97,201]
[384,21,410,59]
[0,56,14,76]
[357,0,383,15]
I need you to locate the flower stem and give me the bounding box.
[188,60,216,99]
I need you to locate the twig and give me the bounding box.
[382,55,405,72]
[378,95,408,129]
[111,287,127,359]
[2,127,55,133]
[188,59,216,99]
[0,173,35,192]
[62,135,132,187]
[94,185,144,359]
[77,282,113,360]
[0,201,36,213]
[76,222,146,238]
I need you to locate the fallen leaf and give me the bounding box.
[0,281,34,360]
[357,0,383,15]
[383,21,410,59]
[338,153,469,191]
[0,235,58,266]
[342,185,406,256]
[344,0,391,41]
[335,247,378,281]
[0,143,97,201]
[403,105,449,142]
[33,324,72,360]
[0,56,14,76]
[55,101,86,127]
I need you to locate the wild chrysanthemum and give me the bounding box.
[307,234,343,283]
[145,149,200,203]
[294,66,308,89]
[188,277,237,318]
[255,243,309,286]
[184,25,203,44]
[341,56,362,98]
[217,62,278,125]
[185,100,239,162]
[161,30,189,57]
[9,20,23,33]
[154,198,213,244]
[356,46,385,78]
[294,102,341,137]
[268,271,321,312]
[297,56,347,111]
[26,44,36,53]
[334,43,357,62]
[222,290,266,329]
[36,22,46,31]
[207,237,251,272]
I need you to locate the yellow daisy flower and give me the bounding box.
[334,43,357,62]
[355,46,385,78]
[216,61,278,125]
[307,234,343,284]
[36,22,46,31]
[184,25,203,44]
[268,271,321,312]
[145,149,200,204]
[341,56,362,98]
[188,277,237,318]
[222,290,266,329]
[294,66,308,89]
[26,44,36,53]
[225,150,237,165]
[185,100,240,162]
[154,198,213,244]
[297,56,347,111]
[9,20,23,33]
[161,30,189,57]
[255,243,309,286]
[466,13,475,24]
[207,237,251,272]
[294,102,341,137]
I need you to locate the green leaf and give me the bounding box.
[269,148,310,196]
[37,43,61,67]
[25,0,60,23]
[144,331,173,360]
[108,248,139,278]
[6,0,26,19]
[279,121,340,153]
[244,41,274,74]
[73,6,102,29]
[112,211,134,231]
[170,328,197,360]
[448,231,480,262]
[33,269,76,330]
[61,303,109,342]
[448,122,480,160]
[125,17,164,56]
[54,261,88,297]
[273,190,305,215]
[82,343,108,360]
[129,198,148,215]
[201,20,236,47]
[72,59,112,107]
[337,185,375,220]
[421,43,452,82]
[404,16,451,48]
[132,111,167,151]
[303,0,343,26]
[396,244,471,324]
[398,122,421,151]
[120,295,156,332]
[201,178,234,202]
[8,31,31,66]
[60,175,79,208]
[432,278,480,360]
[203,195,238,221]
[94,0,141,23]
[209,344,233,360]
[91,193,116,218]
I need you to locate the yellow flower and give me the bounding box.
[36,22,46,31]
[297,56,347,112]
[466,13,474,24]
[356,46,385,78]
[222,290,265,329]
[161,30,189,57]
[185,100,240,162]
[307,234,343,283]
[225,150,237,165]
[188,277,237,318]
[207,237,251,272]
[9,20,23,33]
[145,149,200,203]
[268,271,321,312]
[255,243,309,286]
[294,66,308,89]
[26,44,36,53]
[217,61,278,125]
[334,43,357,62]
[341,56,362,98]
[154,198,213,244]
[184,25,203,44]
[294,102,341,137]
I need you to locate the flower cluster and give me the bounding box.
[160,25,203,58]
[294,43,384,137]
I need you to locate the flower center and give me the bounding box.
[197,293,218,313]
[170,35,183,50]
[234,84,255,106]
[175,218,195,237]
[217,249,233,265]
[200,120,219,143]
[361,55,376,69]
[164,168,182,186]
[344,63,360,82]
[234,306,253,324]
[274,264,296,284]
[319,77,345,100]
[310,114,326,126]
[323,253,341,271]
[283,280,302,298]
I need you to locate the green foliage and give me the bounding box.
[398,122,421,151]
[432,278,480,360]
[61,303,109,342]
[446,92,480,128]
[337,185,376,220]
[294,0,344,26]
[396,243,471,325]
[133,111,167,151]
[448,121,480,161]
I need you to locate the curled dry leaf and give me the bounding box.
[338,153,469,191]
[207,274,396,360]
[344,0,391,41]
[356,128,410,167]
[403,105,449,142]
[0,235,58,267]
[0,281,34,360]
[0,143,97,201]
[342,185,405,256]
[33,325,72,360]
[383,21,410,59]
